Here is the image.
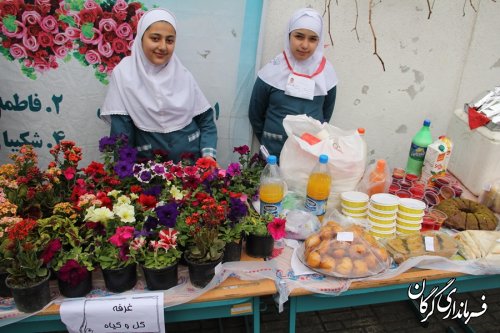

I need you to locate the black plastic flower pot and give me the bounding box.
[102,263,137,293]
[57,270,93,298]
[6,273,51,313]
[0,270,12,297]
[245,234,274,258]
[142,262,178,291]
[184,254,222,288]
[223,240,242,263]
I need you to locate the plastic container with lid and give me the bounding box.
[367,159,388,196]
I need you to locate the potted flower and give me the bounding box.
[3,218,52,312]
[219,197,250,262]
[37,209,95,298]
[242,209,287,258]
[133,227,182,291]
[85,191,140,293]
[0,190,19,297]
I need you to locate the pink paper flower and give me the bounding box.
[85,49,101,65]
[10,43,27,59]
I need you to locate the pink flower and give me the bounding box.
[22,11,42,26]
[58,259,88,287]
[85,49,101,65]
[267,217,286,240]
[53,45,68,58]
[63,167,76,180]
[159,228,178,246]
[131,237,146,250]
[10,43,27,59]
[23,35,39,52]
[33,57,50,72]
[64,27,81,40]
[84,0,100,11]
[109,226,135,247]
[53,33,69,45]
[111,38,128,54]
[80,27,102,45]
[97,41,113,58]
[115,22,132,39]
[98,18,118,32]
[112,0,128,12]
[40,15,58,34]
[41,238,62,264]
[2,20,26,39]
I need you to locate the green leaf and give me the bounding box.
[63,54,72,63]
[2,15,17,33]
[81,22,95,39]
[21,65,37,80]
[59,14,77,27]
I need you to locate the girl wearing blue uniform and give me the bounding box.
[249,8,338,159]
[101,9,217,163]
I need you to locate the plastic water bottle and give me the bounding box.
[405,119,433,176]
[259,155,285,217]
[358,127,367,167]
[305,154,331,219]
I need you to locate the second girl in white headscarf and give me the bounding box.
[249,8,338,159]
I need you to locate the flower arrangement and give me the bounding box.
[0,0,77,79]
[242,209,287,241]
[70,0,145,83]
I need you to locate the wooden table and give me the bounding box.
[0,252,277,333]
[288,268,499,333]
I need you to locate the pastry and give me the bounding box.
[435,198,498,230]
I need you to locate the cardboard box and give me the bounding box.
[447,109,500,195]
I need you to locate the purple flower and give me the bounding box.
[143,185,162,198]
[119,146,137,162]
[144,216,159,230]
[155,202,179,228]
[228,197,248,224]
[139,170,152,182]
[114,160,134,178]
[151,163,165,175]
[226,163,241,177]
[98,136,115,152]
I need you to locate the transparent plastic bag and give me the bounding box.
[285,209,321,240]
[479,178,500,214]
[356,159,391,196]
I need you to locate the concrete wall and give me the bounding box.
[258,0,500,169]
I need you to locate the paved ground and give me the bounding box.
[167,289,500,333]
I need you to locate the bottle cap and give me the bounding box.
[376,159,386,170]
[267,155,277,165]
[357,128,365,135]
[438,145,445,152]
[319,154,328,164]
[423,119,431,127]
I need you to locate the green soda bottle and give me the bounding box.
[405,119,433,176]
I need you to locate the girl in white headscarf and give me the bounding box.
[249,8,338,159]
[101,8,217,163]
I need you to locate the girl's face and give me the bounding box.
[289,29,319,61]
[142,21,176,66]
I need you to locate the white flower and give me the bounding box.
[84,206,114,223]
[170,186,184,200]
[114,203,135,223]
[116,195,131,205]
[108,190,121,198]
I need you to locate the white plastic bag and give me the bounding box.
[280,115,367,209]
[285,209,321,240]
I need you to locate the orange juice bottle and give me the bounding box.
[259,155,285,217]
[305,154,331,219]
[368,159,387,196]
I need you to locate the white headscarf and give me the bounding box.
[257,8,338,96]
[101,8,211,133]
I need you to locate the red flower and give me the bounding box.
[111,37,128,54]
[63,167,76,180]
[196,157,216,170]
[267,217,287,240]
[129,185,142,193]
[233,145,250,155]
[40,238,62,264]
[138,193,157,210]
[57,259,89,287]
[109,226,135,247]
[0,1,21,17]
[7,218,37,241]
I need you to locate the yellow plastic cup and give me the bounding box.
[368,205,397,218]
[398,198,426,214]
[370,193,399,211]
[396,217,422,228]
[397,211,424,221]
[396,224,421,235]
[341,191,369,208]
[369,221,396,232]
[341,204,367,215]
[369,228,395,239]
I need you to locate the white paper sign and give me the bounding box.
[60,292,165,333]
[424,236,435,252]
[337,232,354,242]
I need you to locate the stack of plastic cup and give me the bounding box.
[368,193,399,238]
[340,191,369,218]
[396,198,426,235]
